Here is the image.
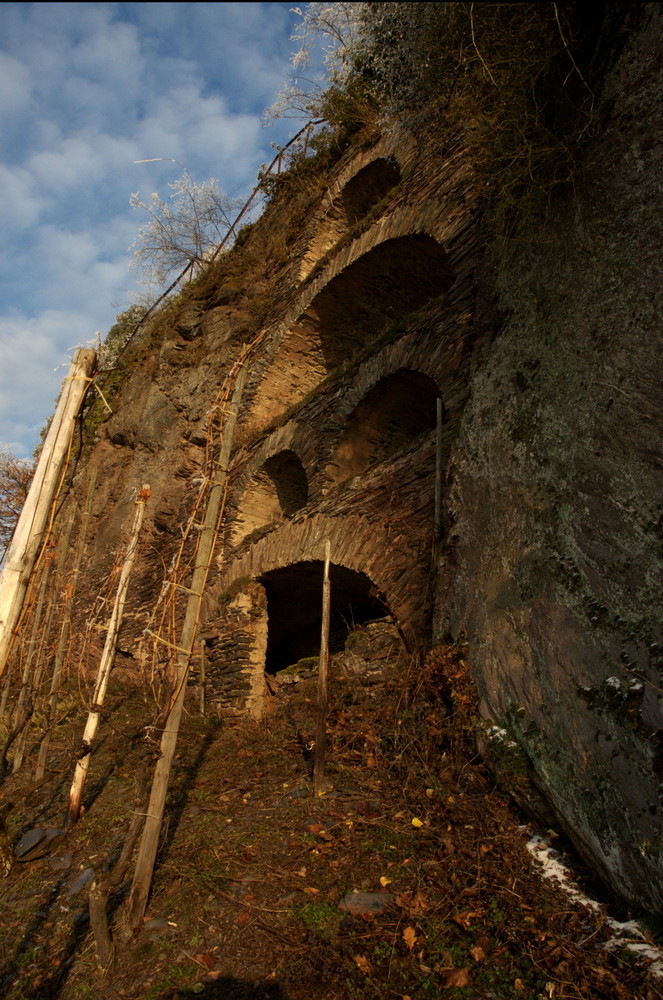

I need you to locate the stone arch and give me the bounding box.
[232,449,308,545]
[219,513,432,648]
[253,234,453,422]
[299,157,402,279]
[203,561,407,719]
[327,369,441,484]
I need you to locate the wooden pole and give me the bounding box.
[67,485,150,826]
[0,348,96,679]
[314,541,331,796]
[127,355,248,932]
[199,640,206,716]
[434,397,443,542]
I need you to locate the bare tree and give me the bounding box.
[129,171,242,287]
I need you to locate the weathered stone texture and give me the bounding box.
[437,7,663,911]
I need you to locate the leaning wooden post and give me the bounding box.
[67,485,150,826]
[314,541,331,796]
[127,354,248,932]
[0,348,96,679]
[434,397,443,543]
[199,640,206,717]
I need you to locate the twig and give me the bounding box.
[553,4,594,105]
[469,4,496,86]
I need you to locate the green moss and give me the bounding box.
[294,899,342,936]
[282,656,318,675]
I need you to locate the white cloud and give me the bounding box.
[0,163,45,229]
[0,2,298,456]
[0,51,31,118]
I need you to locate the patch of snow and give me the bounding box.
[605,676,623,690]
[526,833,663,980]
[486,726,517,748]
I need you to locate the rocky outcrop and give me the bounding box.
[439,7,663,911]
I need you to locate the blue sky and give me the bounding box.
[0,2,305,458]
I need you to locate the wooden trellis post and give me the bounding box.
[127,354,248,932]
[0,348,96,679]
[314,541,331,796]
[67,485,150,826]
[434,396,443,542]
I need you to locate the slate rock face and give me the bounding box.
[438,8,663,911]
[15,828,65,862]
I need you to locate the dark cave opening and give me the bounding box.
[259,561,388,674]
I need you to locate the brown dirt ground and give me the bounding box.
[0,644,661,1000]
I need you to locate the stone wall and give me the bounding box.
[437,6,663,912]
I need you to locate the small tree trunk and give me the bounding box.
[127,355,248,932]
[67,485,150,826]
[0,348,96,679]
[314,541,331,796]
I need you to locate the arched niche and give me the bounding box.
[341,158,402,225]
[300,157,402,279]
[327,369,440,483]
[259,561,388,674]
[232,450,308,546]
[254,235,453,422]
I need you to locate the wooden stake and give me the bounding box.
[314,541,331,797]
[67,485,150,826]
[434,397,443,542]
[199,640,206,716]
[0,348,96,679]
[127,354,248,932]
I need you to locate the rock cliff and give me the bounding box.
[32,5,663,914]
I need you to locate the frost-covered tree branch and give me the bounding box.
[129,172,242,287]
[265,2,366,122]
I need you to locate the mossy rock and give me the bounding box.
[281,657,319,676]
